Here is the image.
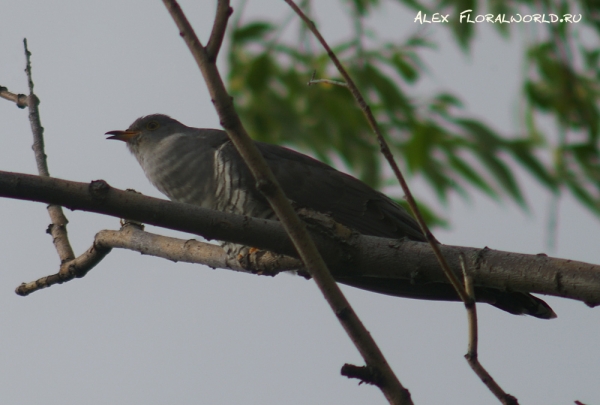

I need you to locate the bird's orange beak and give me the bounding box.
[105,130,140,142]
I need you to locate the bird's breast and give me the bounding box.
[138,135,219,209]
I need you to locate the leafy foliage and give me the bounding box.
[227,0,600,226]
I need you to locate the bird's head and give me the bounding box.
[105,114,185,146]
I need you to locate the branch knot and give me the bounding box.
[89,180,111,201]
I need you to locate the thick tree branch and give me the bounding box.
[2,170,599,306]
[161,1,413,404]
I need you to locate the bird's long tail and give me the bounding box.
[336,276,556,319]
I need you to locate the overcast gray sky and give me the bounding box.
[1,1,599,404]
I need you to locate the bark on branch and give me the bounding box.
[2,170,599,306]
[22,39,76,265]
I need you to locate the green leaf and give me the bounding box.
[434,93,463,108]
[525,81,553,111]
[569,143,597,164]
[404,123,435,172]
[447,153,498,198]
[361,64,410,110]
[566,178,600,215]
[488,0,512,37]
[346,0,380,16]
[404,33,436,49]
[246,54,273,92]
[430,93,464,116]
[479,153,526,207]
[449,0,476,49]
[455,119,503,149]
[508,141,558,192]
[583,48,600,70]
[232,22,275,44]
[422,161,462,202]
[391,53,419,83]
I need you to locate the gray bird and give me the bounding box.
[106,114,556,319]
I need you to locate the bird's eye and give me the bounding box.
[146,121,160,130]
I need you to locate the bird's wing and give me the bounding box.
[213,136,557,319]
[254,141,426,241]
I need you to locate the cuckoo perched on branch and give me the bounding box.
[106,114,556,319]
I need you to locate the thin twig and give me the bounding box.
[308,78,348,87]
[0,86,28,108]
[23,38,75,264]
[24,39,49,177]
[308,70,347,87]
[161,1,413,403]
[459,254,478,358]
[460,255,519,405]
[283,0,470,303]
[16,240,111,296]
[206,0,232,61]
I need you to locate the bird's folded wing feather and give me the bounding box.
[255,141,426,242]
